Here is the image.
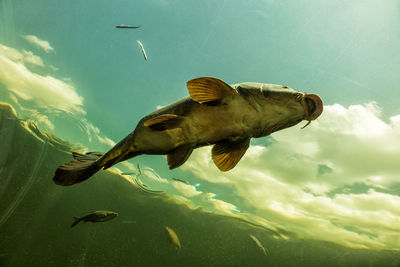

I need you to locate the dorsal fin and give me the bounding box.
[211,138,250,171]
[186,77,237,104]
[143,114,181,131]
[167,144,194,169]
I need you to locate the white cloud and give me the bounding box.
[181,103,400,250]
[171,181,202,198]
[0,44,84,114]
[22,50,44,67]
[0,43,120,160]
[203,193,240,216]
[22,35,54,53]
[78,118,116,148]
[121,161,136,171]
[25,108,54,130]
[142,167,169,184]
[97,136,116,147]
[0,45,43,67]
[169,195,192,206]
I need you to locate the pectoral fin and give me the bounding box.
[186,77,237,104]
[211,138,250,171]
[167,144,194,169]
[144,114,182,131]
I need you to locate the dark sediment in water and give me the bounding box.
[0,103,399,267]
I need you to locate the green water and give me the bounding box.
[0,105,398,266]
[1,0,400,266]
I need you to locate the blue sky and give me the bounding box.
[1,0,400,250]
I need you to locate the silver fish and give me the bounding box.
[116,25,140,29]
[249,234,268,256]
[137,40,147,61]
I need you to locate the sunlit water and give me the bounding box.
[1,0,400,266]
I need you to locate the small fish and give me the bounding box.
[137,40,148,61]
[71,210,118,227]
[172,177,191,185]
[165,226,181,250]
[249,234,268,256]
[116,24,140,29]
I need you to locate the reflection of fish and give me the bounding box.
[116,24,140,29]
[136,40,147,61]
[172,177,191,185]
[53,77,323,186]
[71,210,118,227]
[137,163,143,178]
[249,234,268,256]
[120,163,142,177]
[165,226,181,250]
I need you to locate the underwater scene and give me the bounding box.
[1,0,400,266]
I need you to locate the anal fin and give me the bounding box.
[211,138,250,171]
[167,144,194,169]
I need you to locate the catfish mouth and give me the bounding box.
[304,94,323,120]
[301,94,323,128]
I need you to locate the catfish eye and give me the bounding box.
[282,86,289,89]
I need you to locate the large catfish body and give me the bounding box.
[53,77,323,186]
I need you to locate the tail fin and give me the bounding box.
[53,152,104,186]
[71,216,81,228]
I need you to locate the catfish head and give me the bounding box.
[234,82,323,136]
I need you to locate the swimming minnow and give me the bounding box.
[71,210,118,227]
[165,226,181,250]
[249,234,268,256]
[116,25,140,29]
[53,77,323,186]
[172,177,191,185]
[137,40,147,61]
